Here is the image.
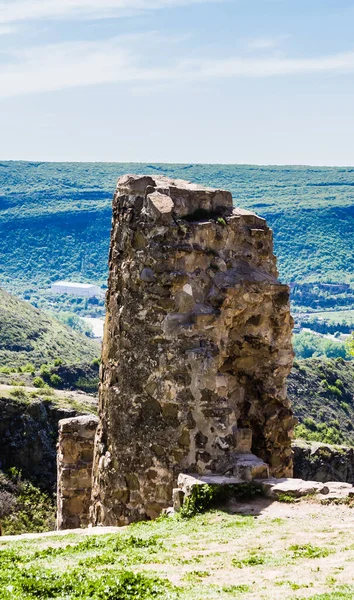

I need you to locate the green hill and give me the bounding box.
[1,162,354,314]
[288,357,354,446]
[0,287,99,368]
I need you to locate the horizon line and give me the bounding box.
[1,159,354,169]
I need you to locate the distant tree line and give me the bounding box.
[300,317,353,335]
[292,283,354,311]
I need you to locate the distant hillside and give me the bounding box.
[0,287,99,367]
[289,357,354,446]
[1,162,354,307]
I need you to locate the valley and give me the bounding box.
[1,162,354,553]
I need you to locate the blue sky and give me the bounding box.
[0,0,354,164]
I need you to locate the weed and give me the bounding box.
[222,584,251,594]
[289,544,331,559]
[183,570,210,581]
[303,586,354,600]
[232,553,266,568]
[277,494,297,503]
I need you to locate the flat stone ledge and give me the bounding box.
[174,474,354,512]
[255,477,354,499]
[178,473,244,492]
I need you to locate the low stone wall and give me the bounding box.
[57,415,98,530]
[293,440,354,484]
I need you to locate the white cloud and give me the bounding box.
[0,39,139,98]
[189,52,354,77]
[246,35,290,51]
[0,24,18,34]
[0,0,223,23]
[1,37,354,100]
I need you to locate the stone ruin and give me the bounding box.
[57,174,296,529]
[57,415,98,530]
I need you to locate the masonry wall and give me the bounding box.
[57,415,98,530]
[90,174,295,526]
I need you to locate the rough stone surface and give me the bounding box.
[293,440,354,484]
[178,472,243,494]
[91,174,295,526]
[57,415,98,530]
[258,477,330,498]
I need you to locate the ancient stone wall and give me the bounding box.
[91,175,295,526]
[57,415,98,530]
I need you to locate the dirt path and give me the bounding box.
[0,526,124,542]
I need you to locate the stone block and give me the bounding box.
[172,488,185,512]
[233,454,269,481]
[146,191,174,223]
[234,428,253,453]
[57,414,98,531]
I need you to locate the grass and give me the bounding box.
[1,503,354,599]
[0,385,97,415]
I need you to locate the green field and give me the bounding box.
[307,310,354,324]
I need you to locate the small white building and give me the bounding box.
[50,281,102,298]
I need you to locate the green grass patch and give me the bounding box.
[289,544,332,559]
[0,567,177,600]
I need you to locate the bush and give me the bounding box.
[9,388,28,401]
[1,480,55,535]
[327,384,342,397]
[0,489,16,519]
[39,364,51,379]
[295,422,344,445]
[49,374,62,388]
[33,376,45,388]
[74,376,99,393]
[21,363,35,374]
